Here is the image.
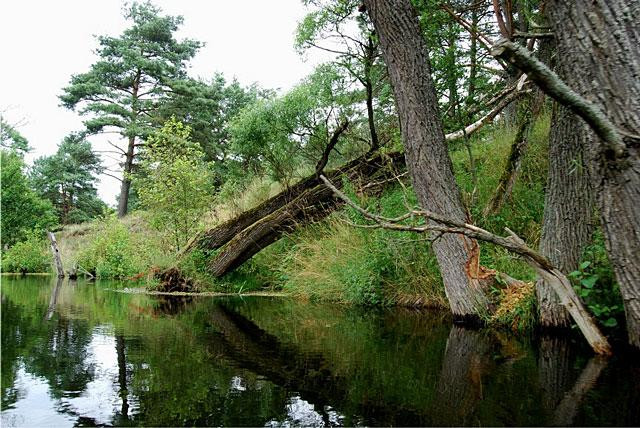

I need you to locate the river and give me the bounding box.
[1,276,639,426]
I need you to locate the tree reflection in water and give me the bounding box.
[1,276,639,427]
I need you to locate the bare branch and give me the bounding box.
[445,86,528,141]
[512,31,554,39]
[101,171,124,182]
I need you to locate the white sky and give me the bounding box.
[1,0,328,205]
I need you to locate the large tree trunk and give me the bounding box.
[537,103,595,328]
[547,0,640,346]
[364,0,490,319]
[117,135,135,218]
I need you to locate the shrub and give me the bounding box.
[76,216,142,279]
[1,231,50,273]
[134,117,214,252]
[568,232,624,329]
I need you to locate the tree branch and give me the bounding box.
[101,171,123,182]
[445,86,528,141]
[491,38,627,158]
[319,174,612,356]
[315,120,349,175]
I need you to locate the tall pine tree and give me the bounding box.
[60,1,201,217]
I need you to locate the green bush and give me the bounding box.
[1,231,50,273]
[76,216,143,279]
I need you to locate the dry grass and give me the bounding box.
[490,280,536,331]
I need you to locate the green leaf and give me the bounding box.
[579,261,591,270]
[602,317,618,328]
[581,275,598,288]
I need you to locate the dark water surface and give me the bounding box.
[1,276,639,427]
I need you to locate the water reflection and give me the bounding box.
[1,276,639,426]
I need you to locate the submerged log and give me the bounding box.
[207,152,405,276]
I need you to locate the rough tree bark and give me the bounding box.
[531,34,596,329]
[537,102,595,328]
[546,0,640,346]
[364,0,491,320]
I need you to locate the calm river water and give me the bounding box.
[1,276,639,427]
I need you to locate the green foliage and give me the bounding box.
[452,115,550,280]
[270,184,445,306]
[1,150,57,246]
[30,133,105,224]
[59,1,202,212]
[568,234,624,329]
[296,0,396,151]
[0,117,30,153]
[1,231,50,273]
[413,0,499,131]
[156,74,266,170]
[60,1,201,140]
[134,117,214,251]
[229,64,362,186]
[76,216,144,279]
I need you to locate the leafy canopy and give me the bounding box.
[1,150,57,246]
[134,117,214,251]
[59,1,202,140]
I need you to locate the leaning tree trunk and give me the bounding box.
[484,105,532,216]
[186,152,400,255]
[547,0,640,347]
[365,0,490,319]
[535,35,596,329]
[207,152,404,276]
[537,102,595,328]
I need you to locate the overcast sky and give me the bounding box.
[1,0,327,204]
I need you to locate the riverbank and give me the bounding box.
[114,287,290,298]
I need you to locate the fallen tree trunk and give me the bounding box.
[208,152,405,276]
[187,79,522,258]
[185,153,400,254]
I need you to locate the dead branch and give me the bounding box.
[315,119,349,175]
[445,86,528,141]
[491,38,627,158]
[319,174,612,356]
[441,3,496,51]
[512,31,554,39]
